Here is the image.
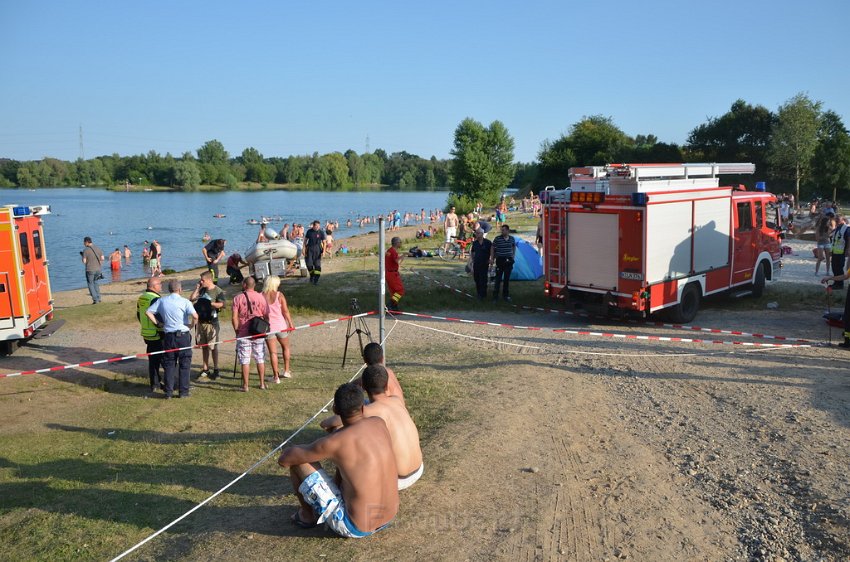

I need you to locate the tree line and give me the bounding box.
[0,142,450,192]
[2,93,847,207]
[452,93,850,211]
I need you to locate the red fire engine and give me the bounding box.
[0,204,54,354]
[541,163,782,323]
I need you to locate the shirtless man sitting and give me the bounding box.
[278,383,399,537]
[321,365,423,490]
[350,342,404,404]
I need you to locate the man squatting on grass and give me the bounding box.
[279,383,399,537]
[321,365,424,490]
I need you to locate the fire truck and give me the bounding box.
[0,204,54,354]
[541,163,782,323]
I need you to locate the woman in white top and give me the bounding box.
[262,275,294,382]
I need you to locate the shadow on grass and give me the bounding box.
[45,423,327,446]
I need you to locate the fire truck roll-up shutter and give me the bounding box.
[567,213,618,290]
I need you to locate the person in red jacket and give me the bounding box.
[385,237,405,311]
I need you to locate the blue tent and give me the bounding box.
[510,238,543,280]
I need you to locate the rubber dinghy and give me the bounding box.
[245,238,299,263]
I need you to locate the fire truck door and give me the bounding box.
[17,217,50,322]
[0,273,14,330]
[733,201,756,282]
[29,224,51,316]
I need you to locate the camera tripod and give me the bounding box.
[342,298,374,368]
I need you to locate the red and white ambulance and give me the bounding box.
[0,204,54,354]
[541,163,782,322]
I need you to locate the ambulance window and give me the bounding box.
[737,202,752,232]
[755,202,763,227]
[19,233,30,264]
[33,230,43,260]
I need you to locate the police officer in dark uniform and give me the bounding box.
[822,268,850,348]
[304,220,326,285]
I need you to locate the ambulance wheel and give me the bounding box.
[0,339,20,356]
[751,262,766,298]
[669,283,700,324]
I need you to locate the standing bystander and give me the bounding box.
[262,275,294,382]
[444,206,459,242]
[830,216,849,289]
[145,279,198,399]
[202,238,227,283]
[232,277,270,391]
[385,237,405,311]
[470,229,492,300]
[81,236,104,304]
[137,277,164,394]
[490,224,516,302]
[304,220,326,285]
[190,271,226,380]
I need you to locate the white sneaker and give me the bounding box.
[283,371,292,379]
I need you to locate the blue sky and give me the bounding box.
[1,0,848,163]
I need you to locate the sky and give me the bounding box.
[1,0,848,164]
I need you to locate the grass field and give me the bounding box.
[0,210,834,560]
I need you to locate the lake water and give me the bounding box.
[0,188,449,292]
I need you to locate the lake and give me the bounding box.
[0,188,449,292]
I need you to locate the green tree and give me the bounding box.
[537,115,630,188]
[318,152,350,189]
[811,110,850,201]
[173,160,201,190]
[450,118,515,204]
[686,99,773,174]
[240,147,272,183]
[197,139,229,165]
[767,93,821,202]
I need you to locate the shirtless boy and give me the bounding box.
[444,206,459,242]
[321,365,424,490]
[278,383,399,537]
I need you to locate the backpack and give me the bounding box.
[194,298,214,323]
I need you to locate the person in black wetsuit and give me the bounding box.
[304,220,326,285]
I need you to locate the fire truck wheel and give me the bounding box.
[669,283,701,324]
[751,262,767,298]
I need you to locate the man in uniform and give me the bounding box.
[490,224,517,302]
[385,236,405,311]
[202,238,227,283]
[190,271,226,380]
[470,229,492,300]
[146,279,198,399]
[304,220,326,285]
[137,277,164,394]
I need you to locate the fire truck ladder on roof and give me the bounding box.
[570,163,756,181]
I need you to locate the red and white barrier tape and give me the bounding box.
[407,268,814,344]
[387,310,812,349]
[0,311,375,380]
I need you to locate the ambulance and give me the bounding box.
[0,204,54,354]
[541,163,782,323]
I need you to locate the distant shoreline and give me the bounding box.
[3,184,451,194]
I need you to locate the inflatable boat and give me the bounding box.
[245,238,299,263]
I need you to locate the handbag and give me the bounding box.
[243,291,270,336]
[94,271,104,281]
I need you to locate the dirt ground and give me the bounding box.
[3,228,850,561]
